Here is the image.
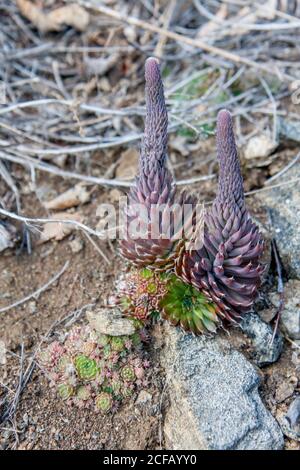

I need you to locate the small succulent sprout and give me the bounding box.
[141,268,153,279]
[111,379,122,395]
[159,275,219,335]
[76,385,91,401]
[65,326,83,353]
[110,337,126,352]
[121,365,136,382]
[57,383,74,400]
[75,355,98,381]
[103,344,112,358]
[96,392,113,412]
[97,334,110,348]
[114,269,168,322]
[58,354,73,373]
[81,341,96,356]
[134,366,145,380]
[130,332,142,348]
[38,349,53,368]
[121,385,134,398]
[130,318,145,330]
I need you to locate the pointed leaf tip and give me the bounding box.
[217,109,232,126]
[145,57,161,86]
[217,110,234,141]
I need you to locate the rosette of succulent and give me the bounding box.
[112,267,219,335]
[111,268,168,322]
[38,324,150,411]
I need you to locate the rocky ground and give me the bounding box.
[1,153,299,450]
[1,0,300,451]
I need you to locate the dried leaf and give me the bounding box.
[38,212,83,244]
[84,54,119,77]
[44,184,90,210]
[17,0,89,33]
[116,148,139,180]
[0,223,17,252]
[243,134,278,160]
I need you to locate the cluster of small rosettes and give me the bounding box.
[111,268,219,335]
[111,268,169,321]
[38,325,150,413]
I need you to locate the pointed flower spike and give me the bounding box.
[216,109,244,209]
[120,58,197,272]
[141,57,168,173]
[176,109,265,323]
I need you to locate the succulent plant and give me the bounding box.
[121,385,134,399]
[57,354,73,373]
[121,365,136,382]
[39,323,149,412]
[113,268,168,321]
[114,267,219,335]
[38,341,65,368]
[176,110,264,323]
[76,385,91,401]
[97,334,110,348]
[57,383,74,400]
[110,376,122,394]
[110,336,126,352]
[159,275,219,334]
[75,355,98,381]
[120,58,196,272]
[95,392,113,412]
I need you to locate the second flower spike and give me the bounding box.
[176,110,265,323]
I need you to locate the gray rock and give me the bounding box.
[257,165,300,278]
[0,340,6,365]
[0,222,17,252]
[241,312,283,366]
[161,324,283,450]
[278,397,300,442]
[86,307,135,336]
[135,390,152,405]
[269,280,300,340]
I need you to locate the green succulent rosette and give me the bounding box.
[159,275,219,335]
[76,385,91,401]
[95,392,113,412]
[58,354,73,373]
[97,334,110,348]
[75,355,98,381]
[57,383,74,400]
[110,337,125,352]
[38,349,52,367]
[121,365,136,382]
[121,385,133,398]
[110,379,122,395]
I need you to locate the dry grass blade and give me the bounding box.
[79,1,296,83]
